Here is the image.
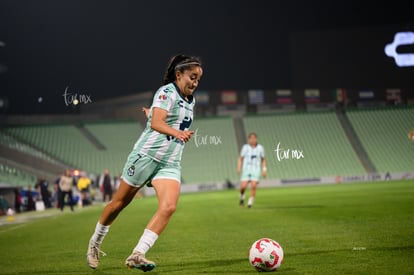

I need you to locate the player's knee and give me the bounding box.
[107,199,127,213]
[160,203,176,217]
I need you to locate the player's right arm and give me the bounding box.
[237,145,247,174]
[142,107,150,118]
[237,156,243,174]
[151,107,194,142]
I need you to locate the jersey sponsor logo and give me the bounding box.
[178,100,193,112]
[180,116,192,130]
[158,93,167,100]
[163,87,172,93]
[166,116,193,142]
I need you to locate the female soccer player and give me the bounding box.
[86,54,203,271]
[237,133,266,208]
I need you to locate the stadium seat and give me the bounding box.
[0,163,36,187]
[5,121,142,176]
[5,108,411,184]
[346,107,414,173]
[0,131,59,164]
[243,112,366,179]
[180,116,240,184]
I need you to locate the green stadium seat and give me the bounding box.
[180,117,240,184]
[5,121,142,176]
[243,112,366,179]
[0,131,60,164]
[7,108,409,185]
[0,163,36,187]
[346,107,414,173]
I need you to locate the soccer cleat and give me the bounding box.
[240,199,244,207]
[248,204,252,208]
[86,239,106,269]
[125,251,156,272]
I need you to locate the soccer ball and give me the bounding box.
[249,238,284,272]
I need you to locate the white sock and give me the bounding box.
[134,229,159,255]
[240,193,245,200]
[91,222,110,245]
[248,197,254,206]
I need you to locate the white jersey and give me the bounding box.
[133,82,195,165]
[240,144,265,172]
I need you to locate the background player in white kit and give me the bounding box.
[86,54,203,271]
[237,133,267,208]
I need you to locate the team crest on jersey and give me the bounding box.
[127,165,135,176]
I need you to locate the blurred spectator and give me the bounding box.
[113,174,121,192]
[0,196,9,215]
[53,176,62,208]
[35,177,52,209]
[77,172,92,206]
[100,169,113,203]
[87,173,97,202]
[58,169,74,212]
[14,188,22,213]
[27,185,36,211]
[385,172,391,181]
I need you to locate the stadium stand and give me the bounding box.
[4,118,239,184]
[0,163,36,187]
[4,121,142,176]
[243,112,366,179]
[83,121,142,175]
[3,108,411,185]
[0,131,60,164]
[346,107,414,173]
[5,124,95,170]
[180,116,239,184]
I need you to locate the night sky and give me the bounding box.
[0,1,413,114]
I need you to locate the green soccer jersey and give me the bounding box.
[133,82,195,165]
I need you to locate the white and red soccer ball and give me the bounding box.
[249,238,284,272]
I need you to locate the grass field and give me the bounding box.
[0,180,413,274]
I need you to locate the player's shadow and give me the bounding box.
[161,257,250,273]
[91,258,300,274]
[162,257,298,274]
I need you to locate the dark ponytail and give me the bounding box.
[162,54,202,85]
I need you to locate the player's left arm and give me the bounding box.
[261,157,267,178]
[261,145,267,178]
